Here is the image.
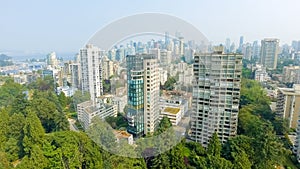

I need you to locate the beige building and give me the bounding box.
[77,100,117,130]
[159,67,168,85]
[47,52,59,68]
[13,74,28,85]
[282,66,300,84]
[160,49,172,66]
[260,38,279,70]
[160,107,182,126]
[126,54,160,136]
[191,46,242,146]
[143,56,160,134]
[102,56,114,80]
[276,85,300,129]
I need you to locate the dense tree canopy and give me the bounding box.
[0,74,298,168]
[162,75,177,91]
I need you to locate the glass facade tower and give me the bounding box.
[126,54,160,136]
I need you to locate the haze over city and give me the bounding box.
[1,0,300,56]
[2,1,300,168]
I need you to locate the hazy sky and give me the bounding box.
[1,0,300,54]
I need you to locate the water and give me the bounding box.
[5,52,77,62]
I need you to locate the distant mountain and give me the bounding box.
[0,54,13,66]
[0,54,12,61]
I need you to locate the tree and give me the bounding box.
[252,128,286,169]
[14,111,47,169]
[150,153,170,169]
[222,135,254,161]
[240,79,270,107]
[163,75,177,91]
[242,68,252,79]
[22,111,45,156]
[58,92,67,108]
[0,80,24,107]
[272,117,289,135]
[27,76,54,91]
[103,79,111,94]
[102,151,146,169]
[205,155,233,169]
[169,143,186,169]
[71,90,90,111]
[9,93,29,115]
[6,113,26,161]
[155,116,172,135]
[232,151,252,169]
[105,113,128,129]
[0,109,9,151]
[44,131,103,169]
[207,133,221,157]
[28,95,68,133]
[16,145,48,169]
[0,152,11,169]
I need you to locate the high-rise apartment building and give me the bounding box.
[292,40,300,52]
[126,54,160,136]
[160,49,172,66]
[47,52,59,68]
[252,41,260,61]
[102,56,114,80]
[286,85,300,163]
[276,85,300,129]
[80,44,103,102]
[149,48,161,61]
[282,66,300,84]
[238,36,244,53]
[294,122,300,163]
[225,38,231,53]
[69,63,81,89]
[260,38,279,69]
[179,37,184,56]
[243,43,252,60]
[191,46,242,146]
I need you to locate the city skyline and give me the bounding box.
[1,0,300,54]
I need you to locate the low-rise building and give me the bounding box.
[57,86,76,97]
[160,107,182,126]
[77,100,117,130]
[13,74,28,84]
[159,97,188,117]
[254,64,270,82]
[159,96,189,126]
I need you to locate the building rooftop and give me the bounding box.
[284,65,300,69]
[163,107,180,114]
[78,100,93,108]
[278,85,300,95]
[99,94,114,99]
[113,130,132,139]
[78,100,114,114]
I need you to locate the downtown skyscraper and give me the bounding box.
[80,44,103,102]
[260,38,279,70]
[126,54,160,136]
[191,46,242,146]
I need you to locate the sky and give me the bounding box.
[1,0,300,55]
